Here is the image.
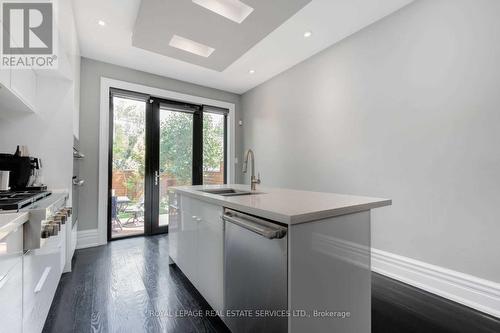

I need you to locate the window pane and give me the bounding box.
[111,96,146,238]
[203,112,225,185]
[159,108,194,226]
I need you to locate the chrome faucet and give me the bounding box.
[242,149,261,191]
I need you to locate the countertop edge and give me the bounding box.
[172,186,392,225]
[172,188,293,223]
[290,199,392,224]
[0,212,29,241]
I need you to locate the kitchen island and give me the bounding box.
[168,184,391,333]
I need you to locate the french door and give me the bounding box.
[108,88,227,240]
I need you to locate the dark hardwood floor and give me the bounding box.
[43,235,500,333]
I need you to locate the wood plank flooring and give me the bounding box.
[43,235,500,333]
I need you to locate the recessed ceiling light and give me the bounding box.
[192,0,254,24]
[303,31,312,38]
[249,69,255,74]
[98,20,106,26]
[169,35,215,57]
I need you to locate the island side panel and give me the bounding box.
[288,211,371,333]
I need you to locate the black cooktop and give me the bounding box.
[0,190,52,211]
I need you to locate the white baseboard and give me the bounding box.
[372,248,500,318]
[76,228,105,249]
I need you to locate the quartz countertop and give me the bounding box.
[0,212,29,241]
[171,184,391,224]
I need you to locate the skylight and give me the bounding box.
[169,35,215,57]
[192,0,254,24]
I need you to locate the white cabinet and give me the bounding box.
[178,207,198,284]
[10,68,37,111]
[167,191,180,263]
[0,30,38,117]
[0,262,23,333]
[169,193,224,312]
[23,234,63,333]
[195,199,224,312]
[0,67,11,87]
[0,227,23,333]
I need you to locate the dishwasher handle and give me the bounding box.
[222,212,287,239]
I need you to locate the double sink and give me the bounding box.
[201,188,263,197]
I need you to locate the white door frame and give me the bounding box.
[97,77,236,245]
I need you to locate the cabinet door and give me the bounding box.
[175,194,224,311]
[177,196,198,287]
[0,262,22,333]
[23,243,62,333]
[0,227,23,333]
[196,200,224,312]
[167,191,180,263]
[10,68,37,111]
[0,67,10,88]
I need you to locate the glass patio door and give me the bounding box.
[109,89,228,239]
[150,101,199,234]
[109,91,149,239]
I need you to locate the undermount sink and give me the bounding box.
[201,188,262,197]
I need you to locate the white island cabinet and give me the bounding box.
[169,184,391,333]
[168,191,224,312]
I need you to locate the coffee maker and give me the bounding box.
[0,146,46,191]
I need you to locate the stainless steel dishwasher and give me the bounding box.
[222,208,288,333]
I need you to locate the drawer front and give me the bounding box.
[0,261,23,333]
[23,245,61,333]
[0,226,23,280]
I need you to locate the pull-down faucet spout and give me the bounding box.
[243,149,260,191]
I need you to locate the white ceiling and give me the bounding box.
[133,0,311,71]
[73,0,414,94]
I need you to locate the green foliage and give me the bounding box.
[159,111,224,184]
[203,113,224,173]
[159,111,194,184]
[112,97,146,175]
[112,96,225,189]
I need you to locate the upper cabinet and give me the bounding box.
[10,69,38,112]
[0,67,38,118]
[0,0,80,139]
[0,21,38,118]
[0,67,10,87]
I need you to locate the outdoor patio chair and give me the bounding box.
[124,198,144,226]
[111,196,123,231]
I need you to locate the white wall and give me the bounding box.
[241,0,500,282]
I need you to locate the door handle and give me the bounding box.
[222,214,287,239]
[0,274,10,290]
[34,267,52,294]
[154,171,160,186]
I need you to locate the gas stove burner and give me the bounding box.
[0,190,52,211]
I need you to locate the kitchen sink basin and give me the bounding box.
[201,188,262,197]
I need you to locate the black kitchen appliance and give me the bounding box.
[0,190,52,211]
[0,153,46,190]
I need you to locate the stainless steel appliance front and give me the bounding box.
[223,209,288,333]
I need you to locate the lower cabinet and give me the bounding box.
[23,231,63,333]
[169,193,224,312]
[0,226,23,333]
